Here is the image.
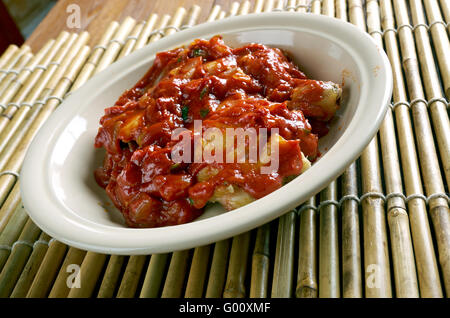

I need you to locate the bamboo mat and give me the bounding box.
[0,0,448,299]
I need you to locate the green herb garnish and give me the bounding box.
[200,86,208,99]
[170,163,181,171]
[188,198,195,206]
[181,105,189,121]
[192,48,206,57]
[199,108,210,118]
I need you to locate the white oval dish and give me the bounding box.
[21,12,392,255]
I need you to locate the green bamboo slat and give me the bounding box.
[184,245,211,298]
[340,164,362,298]
[223,232,251,298]
[26,240,68,298]
[0,205,28,271]
[0,182,21,233]
[296,198,318,298]
[161,250,190,298]
[318,181,340,298]
[116,255,147,298]
[205,239,230,298]
[139,253,169,298]
[9,233,51,298]
[67,252,108,298]
[48,247,86,298]
[0,218,42,297]
[97,255,127,298]
[250,223,271,298]
[272,211,296,298]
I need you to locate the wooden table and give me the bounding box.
[26,0,241,52]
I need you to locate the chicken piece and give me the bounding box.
[288,80,341,121]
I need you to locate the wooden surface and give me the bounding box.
[25,0,242,52]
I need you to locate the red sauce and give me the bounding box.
[94,36,337,228]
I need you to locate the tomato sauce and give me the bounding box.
[94,36,337,228]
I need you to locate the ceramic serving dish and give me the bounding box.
[21,12,392,254]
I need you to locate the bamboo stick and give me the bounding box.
[66,252,108,298]
[26,240,67,298]
[182,5,201,29]
[70,21,119,91]
[340,164,362,298]
[9,233,51,298]
[207,5,221,22]
[385,0,449,295]
[335,0,347,19]
[139,253,169,298]
[0,45,19,70]
[97,255,126,298]
[0,40,53,101]
[349,0,392,298]
[0,218,42,297]
[205,239,230,298]
[286,0,296,12]
[365,0,420,298]
[0,44,91,208]
[337,0,360,300]
[295,0,309,13]
[148,15,171,44]
[0,205,28,271]
[117,255,147,298]
[0,182,21,233]
[223,232,251,298]
[0,33,77,134]
[0,45,30,85]
[238,0,251,15]
[272,211,296,298]
[310,0,321,13]
[439,0,450,26]
[94,17,136,75]
[375,0,440,298]
[184,245,211,298]
[217,11,227,20]
[250,223,270,298]
[0,34,66,119]
[409,1,450,188]
[318,181,340,298]
[296,198,318,298]
[314,0,341,299]
[423,0,450,99]
[228,2,240,16]
[0,32,89,165]
[263,0,275,12]
[133,14,158,51]
[163,7,186,37]
[253,0,265,13]
[116,22,145,61]
[0,52,33,96]
[48,247,86,298]
[161,250,190,298]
